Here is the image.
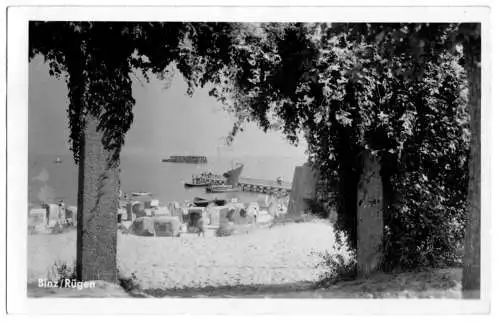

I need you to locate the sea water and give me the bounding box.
[28,153,307,207]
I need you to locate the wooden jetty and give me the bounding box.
[238,177,292,194]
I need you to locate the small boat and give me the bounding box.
[206,185,241,193]
[213,198,227,206]
[131,192,152,197]
[184,182,210,188]
[54,157,62,164]
[185,174,225,188]
[193,197,210,207]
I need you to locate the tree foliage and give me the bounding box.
[219,23,472,270]
[29,21,257,164]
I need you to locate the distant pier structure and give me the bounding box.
[238,177,292,195]
[162,155,208,164]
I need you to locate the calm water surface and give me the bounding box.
[28,153,306,207]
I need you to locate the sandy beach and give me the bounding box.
[27,220,463,298]
[28,221,335,291]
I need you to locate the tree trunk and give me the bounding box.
[462,56,481,299]
[76,113,120,283]
[357,150,384,277]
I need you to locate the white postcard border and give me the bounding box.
[6,4,492,315]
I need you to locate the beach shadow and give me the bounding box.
[143,281,318,298]
[141,268,463,298]
[26,268,464,299]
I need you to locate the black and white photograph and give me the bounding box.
[4,3,493,315]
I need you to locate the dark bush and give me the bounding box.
[118,272,140,293]
[316,230,357,287]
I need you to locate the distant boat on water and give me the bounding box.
[206,185,241,193]
[193,197,211,207]
[184,171,226,188]
[184,182,211,188]
[205,163,244,193]
[54,157,62,164]
[223,164,244,186]
[192,196,227,207]
[162,155,207,164]
[131,191,152,197]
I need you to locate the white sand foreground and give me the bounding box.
[28,221,335,290]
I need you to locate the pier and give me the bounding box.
[238,177,292,195]
[162,155,208,164]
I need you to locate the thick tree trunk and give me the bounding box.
[462,58,481,298]
[76,113,120,283]
[357,150,384,277]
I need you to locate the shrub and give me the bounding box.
[49,260,77,285]
[316,230,357,287]
[382,173,467,270]
[118,272,140,293]
[303,199,329,218]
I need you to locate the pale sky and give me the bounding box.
[29,55,308,159]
